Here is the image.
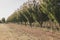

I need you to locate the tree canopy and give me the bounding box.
[7,0,60,27]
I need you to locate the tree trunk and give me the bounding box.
[59,23,60,26]
[39,22,43,27]
[20,22,22,24]
[29,23,32,27]
[25,22,27,26]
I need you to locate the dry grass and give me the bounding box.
[0,23,60,40]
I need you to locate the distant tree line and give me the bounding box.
[0,17,5,23]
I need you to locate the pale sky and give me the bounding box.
[0,0,28,20]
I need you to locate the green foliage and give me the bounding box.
[54,0,60,24]
[7,0,60,27]
[7,12,18,22]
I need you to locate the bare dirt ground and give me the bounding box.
[0,23,60,40]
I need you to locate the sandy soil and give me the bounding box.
[0,23,60,40]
